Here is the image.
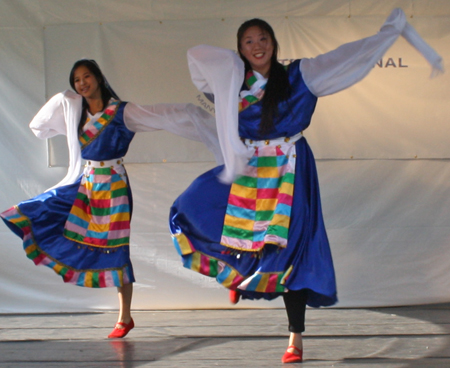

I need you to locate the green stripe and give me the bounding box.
[255,211,273,221]
[107,237,129,246]
[247,74,257,85]
[15,219,30,229]
[26,249,40,260]
[90,207,111,216]
[64,229,85,242]
[93,167,112,175]
[257,156,278,167]
[111,187,128,198]
[234,175,257,188]
[80,133,90,142]
[282,172,295,184]
[91,272,99,288]
[76,191,90,205]
[275,274,285,292]
[222,225,254,240]
[209,258,219,277]
[267,225,289,239]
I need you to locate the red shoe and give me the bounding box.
[229,289,240,304]
[281,345,303,363]
[108,318,134,338]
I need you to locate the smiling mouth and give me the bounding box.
[254,53,264,58]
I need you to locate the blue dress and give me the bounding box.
[1,101,136,288]
[170,60,337,307]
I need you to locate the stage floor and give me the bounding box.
[1,304,449,367]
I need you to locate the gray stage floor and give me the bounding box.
[0,304,449,368]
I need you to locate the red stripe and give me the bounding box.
[84,237,107,246]
[90,199,111,208]
[257,188,278,199]
[228,194,256,210]
[109,221,130,230]
[278,193,293,206]
[32,253,46,265]
[98,272,106,287]
[73,198,89,210]
[265,274,279,293]
[84,130,95,138]
[63,269,75,282]
[199,255,210,276]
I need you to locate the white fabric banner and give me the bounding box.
[0,0,449,312]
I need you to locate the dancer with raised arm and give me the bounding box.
[170,8,443,363]
[1,59,215,339]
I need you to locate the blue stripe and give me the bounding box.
[246,274,262,291]
[257,177,280,189]
[172,237,182,256]
[67,213,89,228]
[86,230,108,239]
[92,182,111,191]
[217,265,232,284]
[274,203,291,216]
[184,254,193,270]
[112,270,121,286]
[77,273,85,286]
[111,204,129,214]
[226,204,255,220]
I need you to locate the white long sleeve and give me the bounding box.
[29,90,82,191]
[300,8,444,97]
[124,102,223,164]
[187,45,249,183]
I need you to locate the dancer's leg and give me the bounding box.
[117,283,133,324]
[282,289,308,362]
[108,283,134,338]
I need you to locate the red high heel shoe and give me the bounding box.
[281,345,303,363]
[108,318,134,338]
[229,289,240,304]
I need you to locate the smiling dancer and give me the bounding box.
[170,8,443,363]
[1,59,215,339]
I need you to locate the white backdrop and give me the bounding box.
[0,0,449,313]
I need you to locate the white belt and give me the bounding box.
[85,158,124,168]
[242,131,303,148]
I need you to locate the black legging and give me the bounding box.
[283,289,308,333]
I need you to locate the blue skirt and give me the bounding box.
[1,177,135,288]
[170,137,337,307]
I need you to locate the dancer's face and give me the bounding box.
[239,26,274,77]
[73,65,101,100]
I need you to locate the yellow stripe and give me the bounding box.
[117,269,123,286]
[88,222,110,232]
[280,265,293,285]
[255,273,270,292]
[230,183,257,199]
[257,166,279,178]
[279,181,294,195]
[10,215,26,224]
[271,213,290,228]
[70,205,90,220]
[174,233,194,255]
[111,180,127,191]
[53,263,64,274]
[24,243,37,256]
[84,272,93,287]
[222,269,238,288]
[256,198,277,211]
[191,252,201,272]
[224,214,254,231]
[91,190,111,199]
[110,212,129,222]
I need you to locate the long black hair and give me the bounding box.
[237,19,291,137]
[69,59,119,133]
